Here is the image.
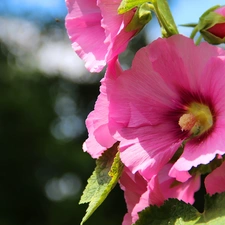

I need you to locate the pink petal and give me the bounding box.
[215,6,225,15]
[65,0,107,72]
[65,0,137,72]
[148,35,225,93]
[98,0,137,61]
[149,164,200,205]
[148,174,165,206]
[119,167,149,225]
[170,126,225,181]
[98,0,125,40]
[117,125,183,179]
[199,56,225,115]
[205,161,225,195]
[83,58,122,158]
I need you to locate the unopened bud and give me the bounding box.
[198,5,225,44]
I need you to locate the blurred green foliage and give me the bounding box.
[0,39,127,225]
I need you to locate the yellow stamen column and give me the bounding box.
[179,102,213,136]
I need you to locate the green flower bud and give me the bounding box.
[198,5,225,44]
[125,3,152,32]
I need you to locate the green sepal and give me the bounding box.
[198,5,221,30]
[200,29,225,44]
[118,0,149,14]
[134,192,225,225]
[199,11,225,30]
[79,144,124,225]
[125,3,152,32]
[179,23,198,28]
[118,0,178,37]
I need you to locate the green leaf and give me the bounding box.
[79,144,124,225]
[197,193,225,224]
[134,199,200,225]
[118,0,149,14]
[134,192,225,225]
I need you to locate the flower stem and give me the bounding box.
[151,0,179,37]
[190,25,199,39]
[195,35,203,45]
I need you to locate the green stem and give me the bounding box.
[151,0,179,37]
[190,25,199,39]
[195,34,203,45]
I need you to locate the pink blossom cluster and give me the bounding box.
[65,1,225,224]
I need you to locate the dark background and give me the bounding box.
[0,28,128,225]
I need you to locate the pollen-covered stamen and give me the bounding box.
[179,113,197,131]
[179,102,213,136]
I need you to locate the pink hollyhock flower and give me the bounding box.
[207,6,225,39]
[119,164,200,225]
[205,160,225,195]
[108,34,225,181]
[83,58,122,158]
[65,0,137,72]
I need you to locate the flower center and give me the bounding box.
[178,102,213,136]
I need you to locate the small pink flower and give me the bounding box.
[207,6,225,39]
[83,58,122,158]
[65,0,137,72]
[108,34,225,181]
[119,164,200,225]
